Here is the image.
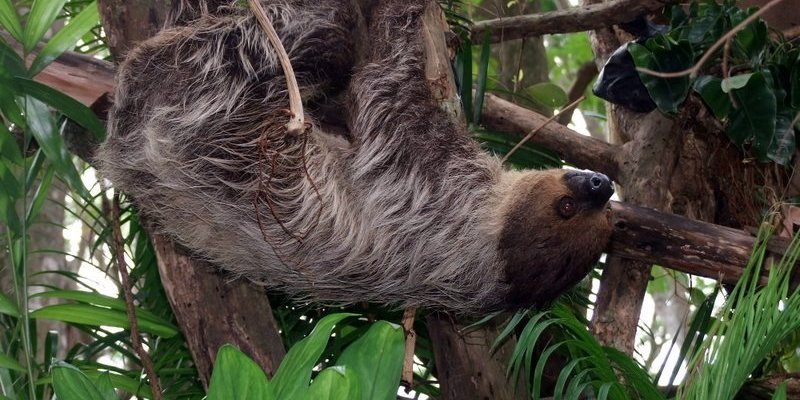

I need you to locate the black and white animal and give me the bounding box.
[97,0,614,314]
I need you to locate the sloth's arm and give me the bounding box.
[346,1,485,180]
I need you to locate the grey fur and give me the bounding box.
[97,0,612,314]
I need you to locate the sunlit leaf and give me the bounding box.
[721,73,752,93]
[32,289,174,329]
[306,366,361,400]
[29,2,99,76]
[271,313,356,399]
[22,0,68,53]
[207,345,273,400]
[0,0,22,43]
[30,303,179,338]
[336,321,404,400]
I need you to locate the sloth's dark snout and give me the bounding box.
[586,172,613,206]
[565,170,614,207]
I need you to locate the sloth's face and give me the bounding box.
[498,169,614,308]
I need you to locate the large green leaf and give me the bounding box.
[693,75,731,118]
[22,0,68,53]
[29,2,99,76]
[629,39,693,114]
[51,362,107,400]
[271,313,356,399]
[22,95,90,198]
[0,0,22,42]
[726,71,776,160]
[207,345,273,400]
[30,303,179,338]
[40,368,154,399]
[14,77,105,140]
[336,321,404,400]
[0,353,24,372]
[306,366,361,400]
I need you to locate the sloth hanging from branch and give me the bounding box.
[97,0,615,314]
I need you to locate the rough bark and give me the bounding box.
[151,234,285,388]
[97,0,286,384]
[471,0,666,43]
[481,93,621,181]
[427,315,524,400]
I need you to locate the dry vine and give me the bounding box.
[107,191,163,400]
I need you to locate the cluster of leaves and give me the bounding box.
[629,0,800,164]
[49,313,406,400]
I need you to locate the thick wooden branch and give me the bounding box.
[608,202,791,285]
[481,93,622,181]
[471,0,666,43]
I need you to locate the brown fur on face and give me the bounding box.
[498,169,613,308]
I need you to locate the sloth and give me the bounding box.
[97,0,614,314]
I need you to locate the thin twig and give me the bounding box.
[108,192,163,400]
[248,0,304,135]
[637,0,787,79]
[501,95,584,163]
[400,307,417,389]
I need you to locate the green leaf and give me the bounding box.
[767,112,796,165]
[30,303,179,338]
[733,18,767,62]
[14,77,105,140]
[726,71,777,160]
[0,0,22,43]
[22,0,68,53]
[0,292,18,317]
[271,313,356,400]
[32,289,175,330]
[0,352,24,372]
[0,39,25,78]
[629,40,693,114]
[721,73,752,93]
[336,321,405,400]
[207,345,273,400]
[29,2,98,76]
[693,75,731,118]
[22,95,90,198]
[40,368,154,399]
[51,362,107,400]
[25,162,53,224]
[306,366,361,400]
[525,82,568,109]
[93,372,117,400]
[0,123,23,166]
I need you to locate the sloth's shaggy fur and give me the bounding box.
[98,0,614,313]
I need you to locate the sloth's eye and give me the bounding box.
[557,197,577,219]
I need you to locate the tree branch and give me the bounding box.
[471,0,666,43]
[481,93,622,181]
